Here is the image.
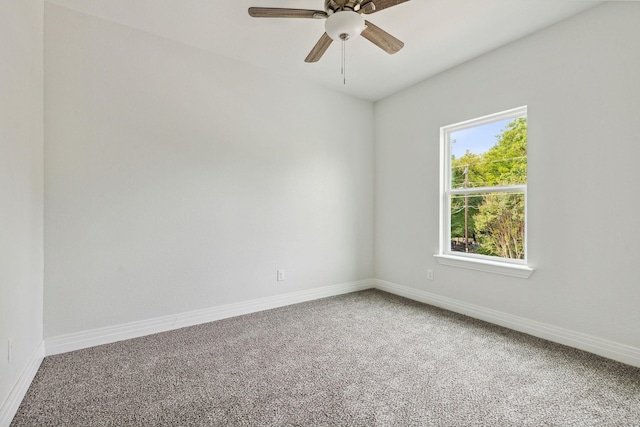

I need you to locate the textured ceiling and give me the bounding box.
[46,0,602,101]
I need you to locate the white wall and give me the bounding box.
[43,4,374,337]
[375,2,640,350]
[0,0,44,411]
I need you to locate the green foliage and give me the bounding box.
[480,118,527,186]
[450,118,527,259]
[474,193,525,259]
[450,194,481,238]
[451,151,483,188]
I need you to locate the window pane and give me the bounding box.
[450,117,527,189]
[450,192,525,260]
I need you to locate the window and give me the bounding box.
[436,106,533,278]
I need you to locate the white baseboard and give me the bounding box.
[45,278,640,367]
[374,279,640,368]
[0,341,44,427]
[45,279,375,356]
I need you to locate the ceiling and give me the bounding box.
[46,0,602,102]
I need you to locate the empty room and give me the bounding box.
[2,0,639,425]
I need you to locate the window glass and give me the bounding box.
[450,192,525,259]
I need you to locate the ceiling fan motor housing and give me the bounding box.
[325,11,365,41]
[325,0,368,14]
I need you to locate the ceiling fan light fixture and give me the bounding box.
[324,11,365,41]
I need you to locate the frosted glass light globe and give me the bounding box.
[324,11,365,41]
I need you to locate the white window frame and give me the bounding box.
[434,106,533,278]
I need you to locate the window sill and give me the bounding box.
[434,254,534,279]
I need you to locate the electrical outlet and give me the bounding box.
[277,269,285,281]
[427,269,434,280]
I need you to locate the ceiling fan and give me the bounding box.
[248,0,410,63]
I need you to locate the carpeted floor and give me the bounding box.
[11,289,640,426]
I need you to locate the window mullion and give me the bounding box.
[449,184,526,195]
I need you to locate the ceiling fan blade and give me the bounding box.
[305,33,333,63]
[360,0,410,14]
[248,7,328,19]
[361,20,404,54]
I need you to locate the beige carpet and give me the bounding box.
[11,289,640,426]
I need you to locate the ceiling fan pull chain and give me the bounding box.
[342,38,346,85]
